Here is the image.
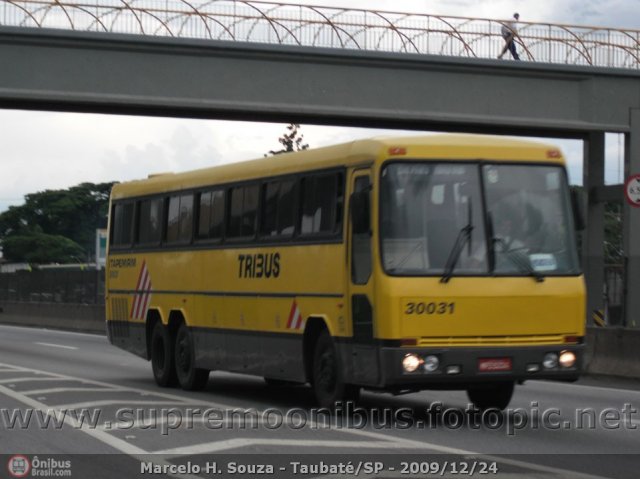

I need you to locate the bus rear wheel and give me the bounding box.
[175,324,209,391]
[466,382,514,410]
[312,330,359,408]
[151,321,177,387]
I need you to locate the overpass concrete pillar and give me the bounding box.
[623,110,640,328]
[583,132,605,325]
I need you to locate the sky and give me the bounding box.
[0,0,635,214]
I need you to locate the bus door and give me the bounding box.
[348,168,380,385]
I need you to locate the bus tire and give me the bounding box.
[151,321,178,388]
[312,330,360,408]
[175,323,209,391]
[466,381,514,411]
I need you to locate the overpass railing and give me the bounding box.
[1,0,638,69]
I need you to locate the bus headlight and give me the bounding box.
[559,350,576,368]
[543,352,558,369]
[423,355,440,372]
[402,353,422,373]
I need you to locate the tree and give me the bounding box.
[0,182,115,264]
[604,200,623,265]
[267,123,309,156]
[1,232,85,264]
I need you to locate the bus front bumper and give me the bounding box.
[379,344,583,388]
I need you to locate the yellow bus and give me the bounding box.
[106,134,585,410]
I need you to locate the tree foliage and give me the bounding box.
[268,123,309,156]
[0,182,115,264]
[1,232,85,264]
[604,201,623,264]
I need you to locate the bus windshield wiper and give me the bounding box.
[440,224,474,283]
[440,202,474,284]
[499,243,545,283]
[486,213,544,282]
[502,247,545,283]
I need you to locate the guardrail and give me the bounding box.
[1,0,639,68]
[0,301,105,333]
[585,327,640,379]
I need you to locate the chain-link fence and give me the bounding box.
[0,269,104,305]
[605,264,625,326]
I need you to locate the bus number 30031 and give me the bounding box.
[405,302,455,315]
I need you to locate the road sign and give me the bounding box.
[96,229,108,268]
[625,174,640,207]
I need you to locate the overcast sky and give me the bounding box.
[0,0,634,214]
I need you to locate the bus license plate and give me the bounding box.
[478,357,512,372]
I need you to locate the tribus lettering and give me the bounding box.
[238,253,280,278]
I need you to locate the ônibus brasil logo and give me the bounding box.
[7,455,31,478]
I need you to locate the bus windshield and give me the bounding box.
[380,162,580,277]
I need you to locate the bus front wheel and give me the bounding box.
[175,324,209,391]
[312,330,359,408]
[150,321,177,387]
[466,382,514,410]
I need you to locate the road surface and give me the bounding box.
[0,324,638,478]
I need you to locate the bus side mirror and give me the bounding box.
[570,189,586,231]
[351,191,370,235]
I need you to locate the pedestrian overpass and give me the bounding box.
[0,0,639,326]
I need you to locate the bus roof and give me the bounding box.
[110,134,565,199]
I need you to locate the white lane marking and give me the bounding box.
[327,426,612,479]
[0,362,235,409]
[0,323,104,339]
[0,362,614,479]
[156,438,420,456]
[100,414,279,431]
[308,418,473,454]
[103,414,402,432]
[0,377,62,385]
[35,342,78,350]
[52,400,190,410]
[0,382,202,479]
[0,368,24,373]
[21,387,125,396]
[0,364,37,372]
[0,383,147,454]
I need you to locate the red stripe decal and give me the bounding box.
[286,301,297,329]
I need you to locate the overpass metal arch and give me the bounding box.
[0,19,639,327]
[1,0,639,69]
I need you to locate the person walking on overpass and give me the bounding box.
[498,13,520,60]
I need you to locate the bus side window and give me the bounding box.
[352,175,372,285]
[111,202,135,248]
[261,178,297,238]
[278,179,297,236]
[300,172,341,236]
[228,184,259,240]
[137,198,163,246]
[197,189,225,241]
[261,181,280,237]
[166,194,194,244]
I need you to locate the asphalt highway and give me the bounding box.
[0,324,638,478]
